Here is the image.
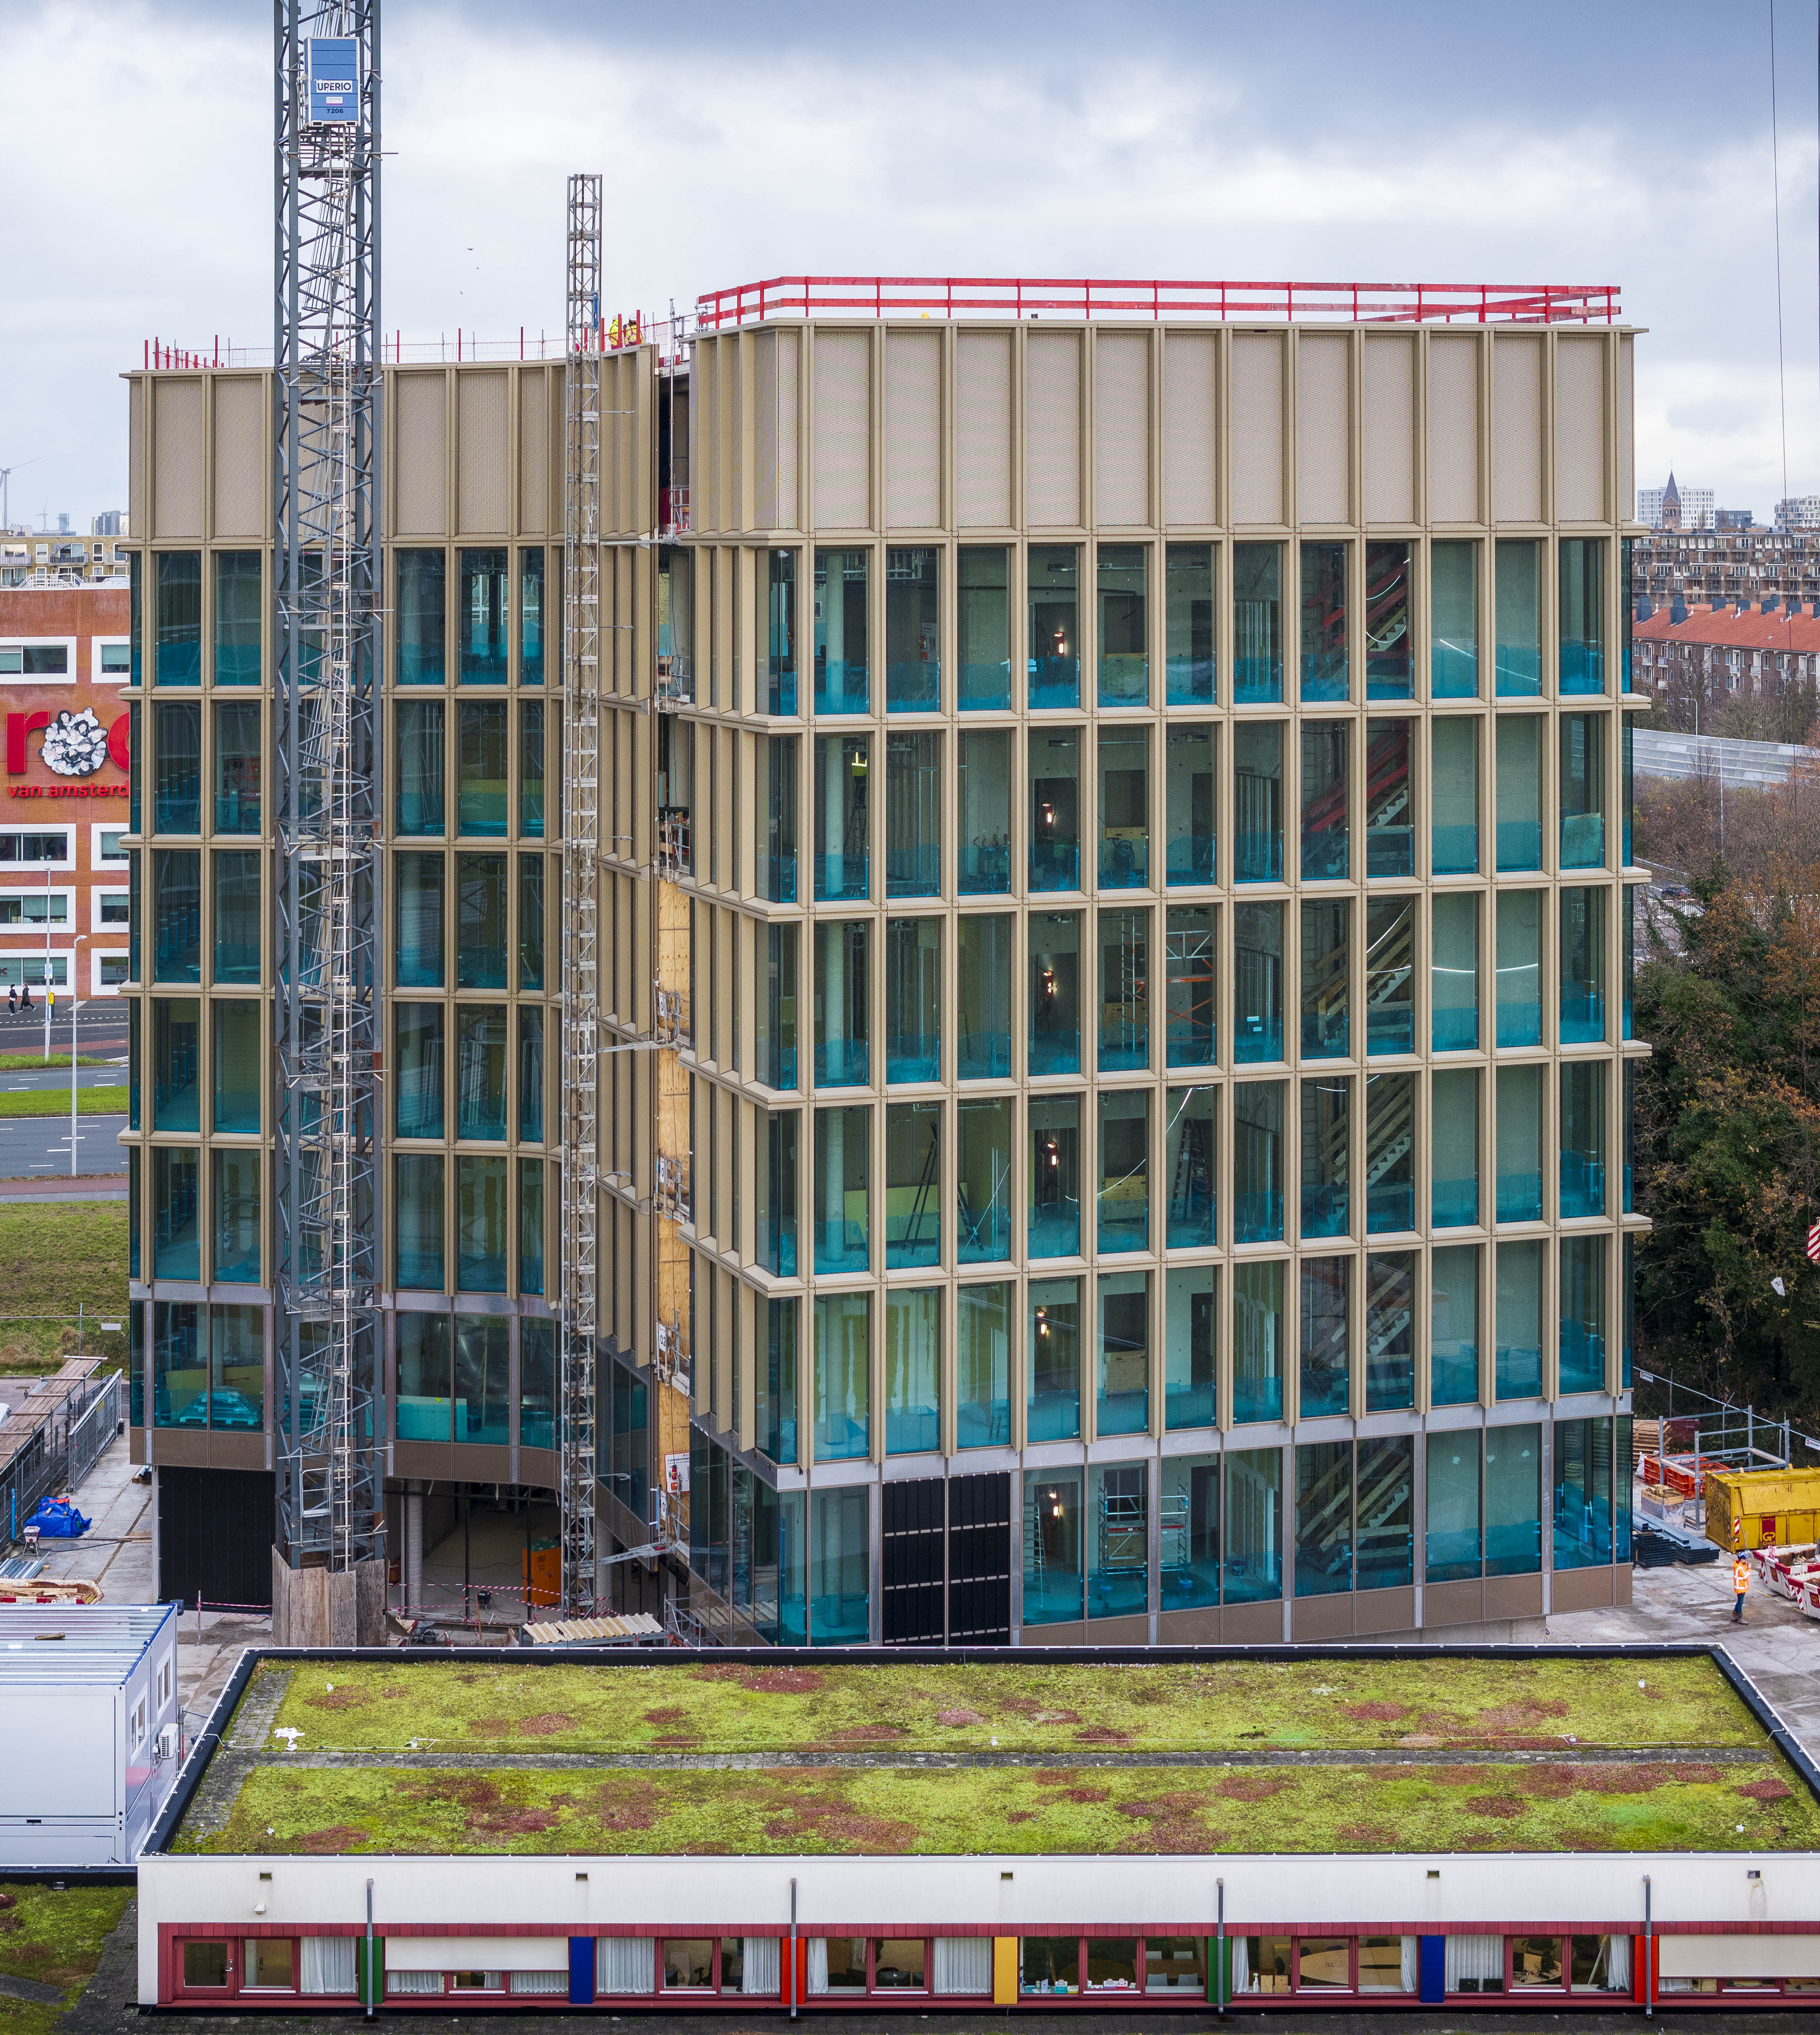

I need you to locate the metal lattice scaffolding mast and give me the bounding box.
[559,174,603,1614]
[272,1,384,1599]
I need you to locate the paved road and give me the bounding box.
[0,1110,125,1178]
[0,1002,127,1057]
[0,1065,127,1092]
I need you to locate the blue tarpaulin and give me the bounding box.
[27,1496,90,1539]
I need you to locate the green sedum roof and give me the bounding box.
[173,1653,1819,1860]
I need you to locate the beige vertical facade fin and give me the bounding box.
[754,331,781,529]
[128,376,145,536]
[1426,335,1480,523]
[1162,331,1217,526]
[885,327,943,528]
[393,371,449,536]
[1092,330,1150,527]
[1554,336,1605,522]
[211,376,266,539]
[1295,331,1350,524]
[1025,329,1082,527]
[152,379,205,539]
[456,370,510,534]
[1492,334,1544,523]
[518,367,548,536]
[1229,332,1284,524]
[1618,336,1635,521]
[813,329,872,529]
[1361,334,1415,525]
[955,330,1013,527]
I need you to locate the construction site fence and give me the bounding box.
[2,1371,122,1547]
[143,316,693,373]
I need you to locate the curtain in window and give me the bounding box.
[1231,1937,1251,1993]
[300,1938,356,1994]
[1400,1936,1421,1994]
[806,1939,831,1994]
[1445,1936,1503,1989]
[386,1970,442,1994]
[741,1939,781,1995]
[933,1939,993,1995]
[508,1971,568,1994]
[1603,1937,1632,1991]
[597,1939,655,1994]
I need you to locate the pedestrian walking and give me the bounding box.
[1732,1554,1751,1623]
[6,983,15,1015]
[20,980,31,1012]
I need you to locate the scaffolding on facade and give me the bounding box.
[558,173,604,1616]
[271,0,385,1613]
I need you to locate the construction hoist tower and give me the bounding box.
[558,174,603,1615]
[270,0,385,1643]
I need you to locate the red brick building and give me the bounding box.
[0,584,132,996]
[1632,599,1820,736]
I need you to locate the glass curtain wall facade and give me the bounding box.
[127,321,1644,1643]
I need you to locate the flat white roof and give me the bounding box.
[0,1601,174,1687]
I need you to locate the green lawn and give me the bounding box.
[0,1883,132,2035]
[0,1055,106,1071]
[258,1654,1759,1757]
[0,1086,126,1118]
[190,1751,1820,1860]
[0,1202,129,1372]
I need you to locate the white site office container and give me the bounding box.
[0,1602,181,1864]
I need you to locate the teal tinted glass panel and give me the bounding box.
[396,550,446,685]
[1165,722,1216,884]
[520,1315,554,1444]
[957,1096,1012,1262]
[885,1101,940,1269]
[813,1105,869,1274]
[1097,1089,1148,1254]
[1233,1081,1284,1243]
[519,547,545,683]
[1486,1420,1542,1574]
[455,853,507,988]
[1299,1075,1349,1240]
[212,700,261,833]
[1028,912,1080,1074]
[151,1300,202,1424]
[518,853,543,991]
[1299,1257,1349,1418]
[212,851,260,984]
[957,729,1011,894]
[1027,545,1079,709]
[455,1004,508,1140]
[885,548,939,711]
[518,1006,543,1143]
[1364,1072,1415,1234]
[152,1147,200,1281]
[1234,902,1283,1062]
[211,1151,260,1285]
[1365,542,1412,699]
[1364,895,1413,1054]
[153,997,200,1131]
[1494,539,1540,696]
[1097,544,1147,706]
[956,916,1012,1079]
[885,731,940,899]
[1559,538,1605,695]
[397,852,445,987]
[519,700,545,837]
[153,850,201,982]
[213,552,261,684]
[814,733,869,902]
[1431,891,1478,1052]
[396,700,444,836]
[1495,715,1542,871]
[1430,1243,1480,1406]
[813,1291,870,1460]
[1233,720,1283,881]
[1232,1261,1284,1425]
[955,1282,1011,1447]
[1224,1446,1282,1598]
[957,547,1010,709]
[396,1315,453,1441]
[454,1313,510,1440]
[395,1003,444,1139]
[1430,716,1478,873]
[1496,1239,1544,1398]
[1165,905,1216,1067]
[1560,886,1606,1043]
[1431,1067,1479,1228]
[519,1158,545,1296]
[1233,543,1282,702]
[764,550,797,716]
[883,1286,940,1453]
[458,549,508,683]
[1165,544,1216,705]
[1029,728,1080,892]
[457,701,508,837]
[1430,541,1478,698]
[1559,1056,1606,1218]
[1028,1096,1080,1258]
[456,1155,509,1291]
[1163,1265,1217,1430]
[1097,724,1149,888]
[1088,1458,1148,1613]
[211,998,260,1134]
[1559,713,1606,868]
[1027,1277,1080,1444]
[814,549,870,714]
[1559,1235,1607,1394]
[155,553,201,685]
[1299,542,1348,702]
[1098,909,1149,1072]
[154,702,201,832]
[395,1152,445,1288]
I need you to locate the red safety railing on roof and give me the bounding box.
[694,276,1621,331]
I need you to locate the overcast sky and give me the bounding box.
[5,0,1818,527]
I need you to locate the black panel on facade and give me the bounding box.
[881,1477,944,1643]
[157,1464,275,1610]
[948,1470,1012,1645]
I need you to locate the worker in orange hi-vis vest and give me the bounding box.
[1732,1555,1752,1624]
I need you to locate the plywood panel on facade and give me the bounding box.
[885,328,942,528]
[1025,330,1082,527]
[1093,331,1150,526]
[1296,332,1350,524]
[1229,332,1284,524]
[753,328,801,530]
[1362,334,1415,524]
[1162,330,1217,525]
[955,330,1012,527]
[211,377,265,538]
[394,372,448,536]
[456,371,509,534]
[1426,335,1479,523]
[1492,334,1544,522]
[518,368,548,536]
[153,379,205,539]
[1555,336,1605,521]
[814,330,872,529]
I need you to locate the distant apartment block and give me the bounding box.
[1631,528,1820,610]
[1776,497,1820,533]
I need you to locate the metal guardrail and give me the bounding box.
[1631,727,1820,789]
[1,1370,122,1545]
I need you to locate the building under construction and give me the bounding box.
[115,11,1650,1647]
